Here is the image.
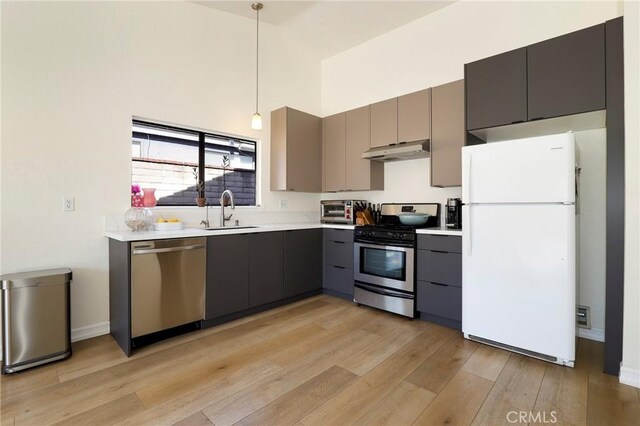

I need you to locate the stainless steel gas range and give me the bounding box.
[353,203,440,318]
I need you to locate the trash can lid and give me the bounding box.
[1,268,72,290]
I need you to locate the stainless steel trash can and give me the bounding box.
[1,268,72,374]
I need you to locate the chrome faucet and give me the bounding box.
[219,189,235,227]
[200,202,210,228]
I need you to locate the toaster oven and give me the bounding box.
[321,200,366,224]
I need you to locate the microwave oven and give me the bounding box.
[321,200,366,224]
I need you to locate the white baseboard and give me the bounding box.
[71,321,110,343]
[619,365,640,388]
[577,326,605,342]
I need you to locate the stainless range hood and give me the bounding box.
[361,140,430,162]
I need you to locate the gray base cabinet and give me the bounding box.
[322,228,354,300]
[284,229,322,298]
[206,235,249,320]
[249,232,284,308]
[416,234,462,330]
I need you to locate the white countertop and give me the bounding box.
[416,227,463,236]
[105,223,355,242]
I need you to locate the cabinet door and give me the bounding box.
[527,24,605,121]
[284,229,322,298]
[323,113,346,192]
[370,98,398,148]
[398,89,431,143]
[286,107,322,192]
[345,106,383,191]
[431,80,464,187]
[249,232,284,308]
[465,48,527,130]
[206,235,249,319]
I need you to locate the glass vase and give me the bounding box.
[142,188,157,207]
[124,207,153,231]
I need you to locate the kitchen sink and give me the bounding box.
[204,226,259,231]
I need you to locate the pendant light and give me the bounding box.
[251,2,263,130]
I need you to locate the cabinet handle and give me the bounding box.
[333,241,346,244]
[530,116,545,121]
[431,282,449,287]
[430,250,448,254]
[511,120,525,124]
[332,265,346,269]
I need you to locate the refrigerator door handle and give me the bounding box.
[464,206,472,256]
[463,153,472,203]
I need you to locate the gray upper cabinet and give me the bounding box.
[345,106,384,191]
[370,98,398,148]
[431,80,464,187]
[398,88,431,143]
[527,24,605,121]
[465,47,528,131]
[248,232,284,308]
[206,235,249,319]
[322,112,346,192]
[271,107,322,192]
[284,229,322,298]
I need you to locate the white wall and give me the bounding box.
[0,1,322,334]
[621,0,640,388]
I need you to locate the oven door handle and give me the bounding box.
[354,282,414,299]
[353,240,415,250]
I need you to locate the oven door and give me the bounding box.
[353,242,414,292]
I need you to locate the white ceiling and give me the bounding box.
[193,1,456,59]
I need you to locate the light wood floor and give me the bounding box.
[1,295,639,426]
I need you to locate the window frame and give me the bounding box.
[132,119,258,207]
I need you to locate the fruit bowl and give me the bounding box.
[154,221,185,231]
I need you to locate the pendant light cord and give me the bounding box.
[255,6,260,114]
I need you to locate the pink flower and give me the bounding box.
[131,184,141,195]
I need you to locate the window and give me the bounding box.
[132,120,257,206]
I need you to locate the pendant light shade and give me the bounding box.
[251,2,263,130]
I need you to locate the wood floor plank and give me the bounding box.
[298,324,455,426]
[531,338,589,426]
[172,411,213,426]
[56,334,129,382]
[406,333,479,394]
[116,359,282,426]
[413,370,494,426]
[0,365,59,403]
[49,393,145,426]
[461,343,511,382]
[471,353,547,426]
[586,381,640,426]
[588,339,640,395]
[337,320,427,376]
[136,322,326,408]
[353,380,436,426]
[202,327,379,426]
[234,366,357,426]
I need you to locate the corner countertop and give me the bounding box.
[105,223,355,242]
[416,227,463,236]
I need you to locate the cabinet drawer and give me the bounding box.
[417,235,462,253]
[323,228,354,243]
[325,240,354,268]
[417,250,462,287]
[416,281,461,322]
[324,265,354,296]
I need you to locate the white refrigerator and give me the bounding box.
[461,132,577,367]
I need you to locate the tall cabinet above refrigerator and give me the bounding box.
[461,132,578,367]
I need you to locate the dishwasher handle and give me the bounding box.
[132,244,205,255]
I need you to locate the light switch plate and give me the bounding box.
[63,197,75,211]
[279,199,288,209]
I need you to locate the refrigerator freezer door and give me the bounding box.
[462,204,575,364]
[462,133,575,204]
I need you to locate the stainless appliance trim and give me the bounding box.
[361,140,430,162]
[353,242,415,292]
[354,284,415,318]
[321,200,365,224]
[132,243,206,255]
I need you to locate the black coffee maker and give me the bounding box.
[446,198,462,229]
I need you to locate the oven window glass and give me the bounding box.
[360,247,406,281]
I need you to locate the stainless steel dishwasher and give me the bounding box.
[131,237,205,338]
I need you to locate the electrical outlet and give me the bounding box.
[63,197,75,212]
[577,305,591,329]
[279,199,288,209]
